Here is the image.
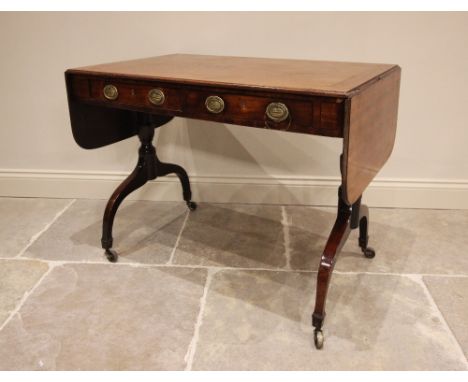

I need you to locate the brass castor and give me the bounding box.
[186,201,197,211]
[314,329,324,349]
[105,248,118,263]
[363,247,376,259]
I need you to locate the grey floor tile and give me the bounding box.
[173,203,285,269]
[285,206,335,270]
[0,263,207,370]
[0,198,72,258]
[423,276,468,360]
[286,206,468,275]
[0,260,49,326]
[3,198,467,370]
[25,199,188,264]
[192,270,467,370]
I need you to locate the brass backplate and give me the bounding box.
[266,102,289,123]
[103,84,118,101]
[148,88,165,106]
[205,95,225,114]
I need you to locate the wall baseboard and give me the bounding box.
[1,169,467,209]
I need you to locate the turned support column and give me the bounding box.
[101,114,196,263]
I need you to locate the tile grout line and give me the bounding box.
[408,274,468,367]
[15,199,76,258]
[3,257,318,273]
[3,255,468,279]
[0,263,58,332]
[184,268,216,371]
[281,206,292,270]
[333,270,468,278]
[166,210,190,265]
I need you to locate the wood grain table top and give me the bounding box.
[68,54,398,97]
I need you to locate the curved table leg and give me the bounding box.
[101,165,147,262]
[350,196,375,259]
[157,161,197,211]
[312,187,352,349]
[312,188,377,349]
[100,120,196,263]
[357,203,376,259]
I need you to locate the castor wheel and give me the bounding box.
[314,329,324,349]
[186,201,197,211]
[105,249,118,263]
[362,247,376,259]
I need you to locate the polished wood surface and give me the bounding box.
[65,54,401,349]
[67,73,345,139]
[66,54,398,146]
[342,66,401,205]
[312,188,375,349]
[69,54,397,97]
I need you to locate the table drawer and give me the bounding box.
[182,90,344,137]
[71,76,185,113]
[69,75,344,137]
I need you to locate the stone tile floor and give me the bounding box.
[0,197,467,370]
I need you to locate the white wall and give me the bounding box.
[1,12,467,208]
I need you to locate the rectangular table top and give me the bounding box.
[69,54,397,98]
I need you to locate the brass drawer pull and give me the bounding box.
[266,102,289,123]
[148,88,165,105]
[205,95,225,114]
[103,84,118,100]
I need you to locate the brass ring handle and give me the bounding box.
[103,84,118,100]
[148,88,165,106]
[264,102,291,131]
[205,96,225,114]
[266,102,289,123]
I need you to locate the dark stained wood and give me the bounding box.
[66,101,136,149]
[313,188,352,330]
[312,188,375,348]
[66,55,399,146]
[342,66,401,205]
[67,73,345,138]
[101,121,196,263]
[65,72,137,149]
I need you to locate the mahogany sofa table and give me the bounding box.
[65,54,401,349]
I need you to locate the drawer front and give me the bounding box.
[69,75,344,137]
[71,76,185,113]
